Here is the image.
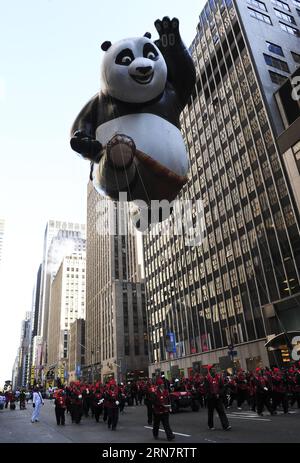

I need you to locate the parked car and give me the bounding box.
[170,388,200,413]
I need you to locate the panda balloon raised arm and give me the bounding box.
[70,16,196,217]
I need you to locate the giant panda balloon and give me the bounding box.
[70,17,196,223]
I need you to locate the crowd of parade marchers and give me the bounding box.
[1,363,300,438]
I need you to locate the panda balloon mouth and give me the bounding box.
[130,73,154,85]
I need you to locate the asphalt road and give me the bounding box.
[0,399,300,443]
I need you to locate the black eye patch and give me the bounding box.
[115,48,135,66]
[143,43,159,60]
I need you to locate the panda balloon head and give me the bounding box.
[100,33,168,104]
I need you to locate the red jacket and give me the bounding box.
[254,374,271,393]
[104,388,120,409]
[152,388,171,415]
[272,374,287,393]
[55,395,66,409]
[205,374,224,398]
[236,373,249,391]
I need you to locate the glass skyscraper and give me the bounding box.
[143,0,300,377]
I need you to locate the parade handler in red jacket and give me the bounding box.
[150,376,175,441]
[204,365,231,431]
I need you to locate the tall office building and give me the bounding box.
[47,251,86,383]
[29,264,42,385]
[143,0,300,377]
[37,220,86,368]
[11,355,19,390]
[14,312,32,388]
[86,183,148,382]
[68,318,85,383]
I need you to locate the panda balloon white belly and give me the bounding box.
[95,113,189,177]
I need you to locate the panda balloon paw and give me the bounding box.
[70,130,102,162]
[70,16,196,227]
[154,17,180,49]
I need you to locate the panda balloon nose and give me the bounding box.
[136,66,152,75]
[129,60,154,85]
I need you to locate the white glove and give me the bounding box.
[264,387,268,391]
[98,399,104,405]
[115,401,120,406]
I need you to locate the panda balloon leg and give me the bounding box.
[106,134,136,169]
[133,149,187,203]
[93,134,138,200]
[93,130,187,228]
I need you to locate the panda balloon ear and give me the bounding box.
[101,41,112,52]
[144,32,151,39]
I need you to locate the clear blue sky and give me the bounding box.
[0,0,205,386]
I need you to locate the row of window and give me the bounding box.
[264,52,290,71]
[248,0,300,14]
[65,274,85,279]
[269,70,287,84]
[264,41,300,85]
[266,41,300,64]
[66,267,85,271]
[247,2,300,36]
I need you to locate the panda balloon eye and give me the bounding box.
[147,51,157,60]
[143,43,158,61]
[122,56,133,65]
[116,48,135,66]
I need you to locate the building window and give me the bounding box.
[248,7,272,23]
[279,22,300,35]
[271,0,290,10]
[291,51,300,63]
[292,141,300,174]
[269,70,287,85]
[247,0,267,10]
[263,53,290,72]
[274,8,296,24]
[266,41,284,56]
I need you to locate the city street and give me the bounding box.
[1,399,300,444]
